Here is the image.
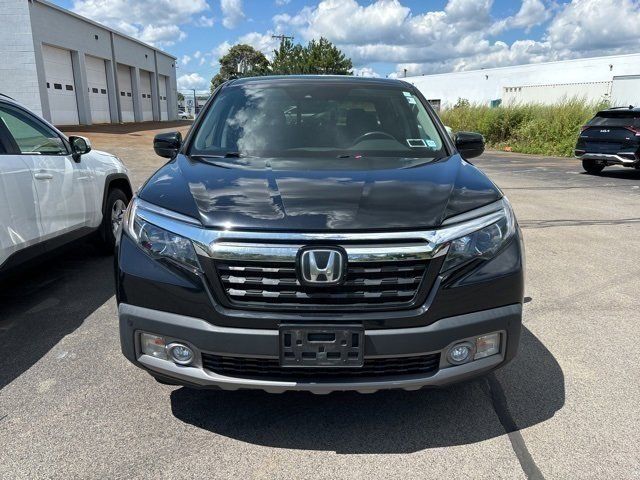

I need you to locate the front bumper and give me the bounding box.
[119,302,522,394]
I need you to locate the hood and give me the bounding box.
[138,154,501,231]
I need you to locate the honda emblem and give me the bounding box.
[298,248,346,286]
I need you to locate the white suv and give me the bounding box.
[0,95,131,275]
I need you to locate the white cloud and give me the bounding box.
[72,0,208,46]
[138,24,186,46]
[352,67,381,78]
[221,0,245,29]
[273,0,640,79]
[177,73,208,90]
[443,0,493,30]
[212,41,233,62]
[275,0,291,6]
[237,32,280,58]
[195,15,215,27]
[180,54,191,66]
[492,0,552,34]
[272,10,310,28]
[546,0,640,55]
[278,0,411,45]
[273,0,498,67]
[513,0,552,29]
[211,31,279,66]
[193,50,202,59]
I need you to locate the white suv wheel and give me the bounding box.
[111,199,127,236]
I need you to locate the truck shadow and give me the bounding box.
[170,327,564,453]
[586,168,640,180]
[0,241,115,390]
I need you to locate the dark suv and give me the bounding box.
[116,76,524,393]
[575,106,640,174]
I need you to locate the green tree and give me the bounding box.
[304,37,352,75]
[176,92,185,102]
[210,44,270,92]
[271,38,307,75]
[272,36,352,75]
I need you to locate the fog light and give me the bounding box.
[141,333,167,360]
[167,343,194,365]
[475,333,501,359]
[447,342,474,365]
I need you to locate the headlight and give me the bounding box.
[123,199,201,273]
[441,197,516,272]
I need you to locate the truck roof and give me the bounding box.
[227,75,411,88]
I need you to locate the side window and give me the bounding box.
[0,106,68,155]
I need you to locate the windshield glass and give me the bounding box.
[189,82,446,158]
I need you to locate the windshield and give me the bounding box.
[189,82,446,158]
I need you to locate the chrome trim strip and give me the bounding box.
[136,197,202,225]
[441,199,504,226]
[212,243,299,263]
[576,153,638,164]
[211,242,447,263]
[132,198,508,260]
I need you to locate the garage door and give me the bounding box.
[42,45,79,126]
[85,55,110,124]
[140,71,153,121]
[117,64,134,122]
[159,75,168,121]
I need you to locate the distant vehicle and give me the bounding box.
[575,106,640,174]
[0,96,132,276]
[178,111,190,120]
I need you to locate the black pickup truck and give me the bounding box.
[115,76,524,394]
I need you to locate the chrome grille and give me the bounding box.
[207,253,436,311]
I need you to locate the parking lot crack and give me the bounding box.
[486,374,545,480]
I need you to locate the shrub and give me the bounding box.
[439,99,607,157]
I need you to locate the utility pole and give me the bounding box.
[192,89,197,115]
[272,34,294,45]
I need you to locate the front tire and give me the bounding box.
[97,188,128,253]
[582,159,605,174]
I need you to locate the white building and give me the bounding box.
[406,53,640,110]
[0,0,178,125]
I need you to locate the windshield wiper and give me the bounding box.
[190,152,243,159]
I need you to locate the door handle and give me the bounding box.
[34,172,54,180]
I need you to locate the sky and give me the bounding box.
[53,0,640,92]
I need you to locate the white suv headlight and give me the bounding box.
[441,197,516,272]
[123,199,201,273]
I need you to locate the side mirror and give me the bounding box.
[455,131,485,160]
[69,135,91,162]
[154,131,182,158]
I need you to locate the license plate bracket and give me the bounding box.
[279,325,364,367]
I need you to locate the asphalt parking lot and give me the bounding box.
[1,124,639,479]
